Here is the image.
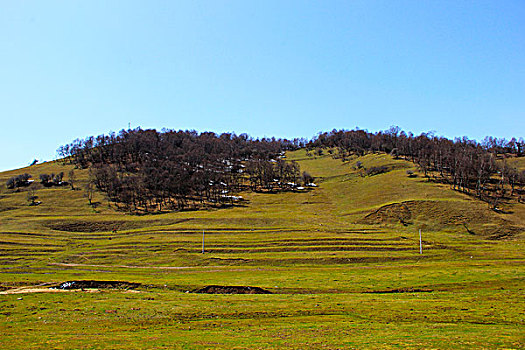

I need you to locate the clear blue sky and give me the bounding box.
[1,1,524,171]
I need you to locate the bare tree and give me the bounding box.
[27,187,39,206]
[85,179,95,206]
[68,169,76,190]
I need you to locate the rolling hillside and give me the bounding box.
[0,150,523,349]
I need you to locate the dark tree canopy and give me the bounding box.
[6,173,32,189]
[58,128,306,212]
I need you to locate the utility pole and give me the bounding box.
[419,229,423,254]
[202,230,205,254]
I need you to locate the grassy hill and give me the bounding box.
[0,151,523,349]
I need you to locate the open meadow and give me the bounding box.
[1,150,523,349]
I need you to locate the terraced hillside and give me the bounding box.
[0,151,523,349]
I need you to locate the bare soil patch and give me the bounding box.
[253,255,428,266]
[364,287,433,293]
[55,280,141,290]
[192,285,272,294]
[49,262,199,270]
[209,239,409,248]
[359,200,524,239]
[0,287,100,295]
[204,246,415,254]
[485,225,524,240]
[45,220,177,232]
[0,205,17,213]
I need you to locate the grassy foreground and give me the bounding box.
[0,151,523,349]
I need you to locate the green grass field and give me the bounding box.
[1,151,523,349]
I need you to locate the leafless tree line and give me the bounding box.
[58,129,309,213]
[308,127,525,208]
